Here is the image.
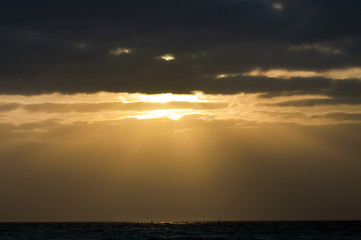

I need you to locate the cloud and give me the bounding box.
[1,0,361,95]
[272,3,283,11]
[243,69,320,79]
[289,43,343,55]
[264,97,361,107]
[324,67,361,80]
[240,67,361,80]
[0,101,227,113]
[110,47,132,55]
[309,112,361,121]
[262,79,361,106]
[216,73,242,79]
[2,0,361,221]
[158,54,175,61]
[0,103,19,112]
[78,43,87,49]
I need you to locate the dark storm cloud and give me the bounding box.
[1,0,361,94]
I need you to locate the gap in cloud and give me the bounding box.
[158,54,175,61]
[110,47,132,55]
[272,2,283,11]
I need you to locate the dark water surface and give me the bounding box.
[0,221,360,239]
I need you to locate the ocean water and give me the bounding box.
[0,221,360,239]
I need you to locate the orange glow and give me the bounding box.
[131,109,203,120]
[123,93,208,103]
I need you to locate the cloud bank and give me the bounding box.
[1,0,361,97]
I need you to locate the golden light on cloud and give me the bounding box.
[217,67,361,80]
[244,68,319,79]
[324,67,361,80]
[159,54,175,61]
[79,43,87,49]
[122,93,210,103]
[289,43,342,55]
[272,2,283,10]
[0,91,360,125]
[131,109,202,120]
[117,92,216,120]
[110,47,132,55]
[216,73,242,79]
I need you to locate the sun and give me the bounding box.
[117,92,213,120]
[133,109,201,120]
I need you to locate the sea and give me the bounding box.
[0,221,360,239]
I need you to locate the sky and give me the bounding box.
[1,0,361,221]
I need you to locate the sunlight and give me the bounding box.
[121,93,209,103]
[132,109,201,120]
[159,54,175,61]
